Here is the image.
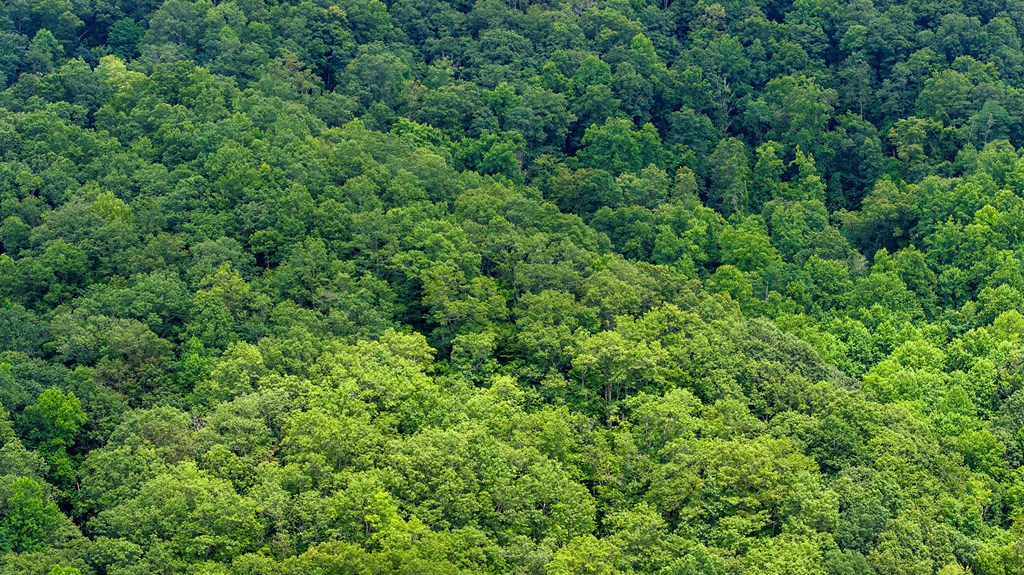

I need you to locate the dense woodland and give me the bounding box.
[6,0,1024,573]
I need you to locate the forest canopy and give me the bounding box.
[2,0,1024,574]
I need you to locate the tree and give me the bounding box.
[839,180,919,254]
[90,463,261,562]
[887,117,930,182]
[186,264,268,350]
[546,535,624,575]
[751,141,785,211]
[23,29,63,74]
[719,216,783,274]
[578,118,644,175]
[0,476,63,554]
[763,75,836,160]
[707,138,750,215]
[20,388,86,490]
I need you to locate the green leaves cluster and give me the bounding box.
[5,0,1024,574]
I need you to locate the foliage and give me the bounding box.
[1,0,1024,574]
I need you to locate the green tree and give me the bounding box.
[20,388,86,489]
[0,476,62,554]
[708,137,751,215]
[578,118,643,175]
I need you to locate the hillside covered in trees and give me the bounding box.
[5,0,1024,573]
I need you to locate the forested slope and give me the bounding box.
[2,0,1024,574]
